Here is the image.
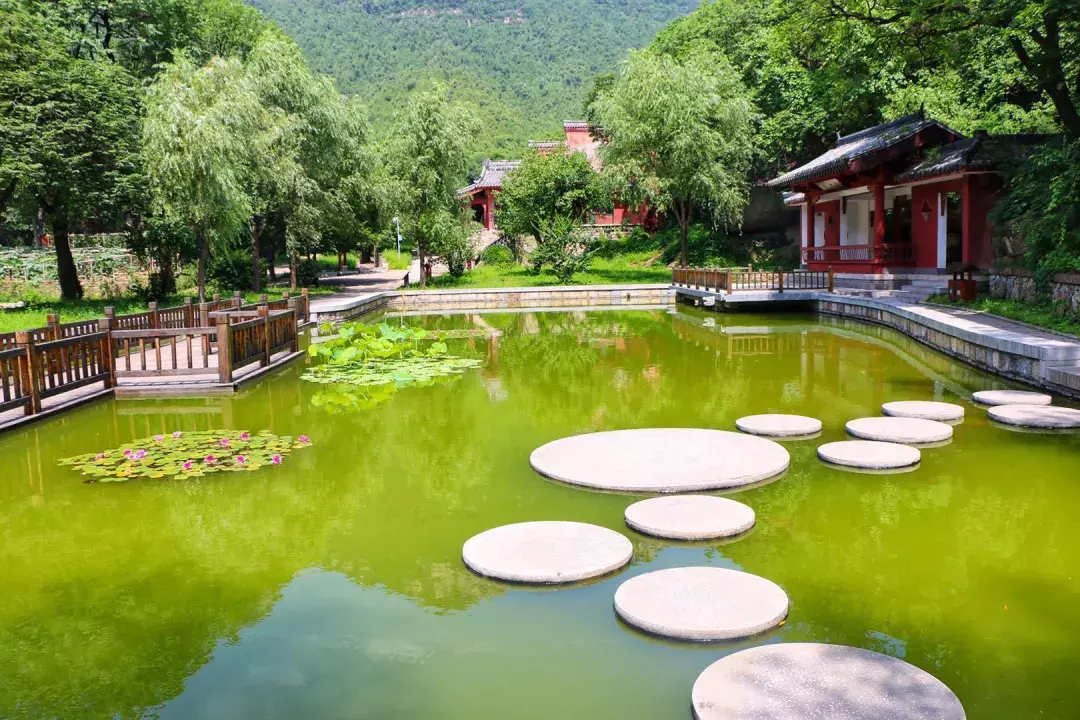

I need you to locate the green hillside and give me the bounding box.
[245,0,699,161]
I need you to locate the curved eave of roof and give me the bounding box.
[456,160,521,197]
[767,114,962,189]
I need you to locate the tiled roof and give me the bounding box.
[782,191,805,206]
[532,141,565,150]
[563,121,589,131]
[768,112,959,189]
[893,135,1053,183]
[457,160,521,196]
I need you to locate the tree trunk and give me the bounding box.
[337,251,343,272]
[196,229,208,303]
[289,252,297,290]
[251,216,263,292]
[418,238,427,289]
[51,201,83,300]
[34,204,45,248]
[678,198,691,267]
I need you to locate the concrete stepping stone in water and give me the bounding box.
[988,404,1080,429]
[882,400,965,422]
[972,389,1052,406]
[530,428,789,493]
[817,440,921,470]
[462,521,632,584]
[735,414,822,437]
[624,496,755,541]
[846,416,953,444]
[613,567,788,641]
[690,643,966,720]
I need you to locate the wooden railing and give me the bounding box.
[1,291,308,419]
[801,243,915,266]
[673,267,834,294]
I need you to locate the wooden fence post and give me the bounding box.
[287,298,300,351]
[183,297,194,328]
[212,293,221,302]
[149,301,160,329]
[198,302,211,356]
[98,316,114,389]
[46,313,60,341]
[258,306,270,367]
[216,315,233,384]
[725,270,733,295]
[301,288,309,323]
[233,291,242,310]
[15,331,41,415]
[828,267,835,293]
[258,293,268,304]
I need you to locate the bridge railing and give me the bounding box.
[673,266,833,294]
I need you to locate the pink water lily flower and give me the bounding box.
[240,432,250,440]
[235,455,247,465]
[220,437,231,447]
[123,449,133,456]
[204,455,217,465]
[153,434,164,442]
[298,435,310,444]
[133,449,147,460]
[182,461,193,470]
[94,452,106,460]
[270,454,282,465]
[172,431,183,438]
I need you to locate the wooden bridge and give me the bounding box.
[672,266,834,294]
[0,291,310,432]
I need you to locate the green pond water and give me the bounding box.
[2,307,1079,719]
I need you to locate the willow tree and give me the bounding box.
[593,49,755,266]
[391,86,477,287]
[142,53,262,301]
[242,28,369,288]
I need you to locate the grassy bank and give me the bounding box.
[426,250,671,289]
[926,295,1080,338]
[0,287,336,334]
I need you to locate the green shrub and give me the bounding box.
[530,216,593,283]
[294,258,321,288]
[209,248,265,293]
[479,244,514,266]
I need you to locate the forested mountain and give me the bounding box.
[245,0,699,160]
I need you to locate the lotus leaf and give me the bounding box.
[58,430,312,483]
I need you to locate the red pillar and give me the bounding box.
[487,192,496,230]
[805,194,815,265]
[872,183,886,246]
[961,175,973,264]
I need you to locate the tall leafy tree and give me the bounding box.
[497,148,611,245]
[592,49,755,266]
[141,53,262,301]
[244,27,369,288]
[390,86,477,287]
[1,4,140,299]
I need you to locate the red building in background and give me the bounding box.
[458,121,649,231]
[770,111,1041,274]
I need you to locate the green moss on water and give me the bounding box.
[1,308,1078,719]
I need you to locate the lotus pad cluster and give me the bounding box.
[58,430,312,482]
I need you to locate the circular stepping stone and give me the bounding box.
[988,404,1080,429]
[735,414,822,437]
[462,521,632,584]
[624,495,755,540]
[691,643,966,720]
[972,389,1052,406]
[613,567,788,641]
[530,429,789,493]
[817,440,921,469]
[882,400,964,421]
[846,416,953,444]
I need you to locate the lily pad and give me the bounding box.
[58,430,313,483]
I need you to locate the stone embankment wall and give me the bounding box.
[989,268,1080,315]
[815,297,1079,398]
[317,284,674,322]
